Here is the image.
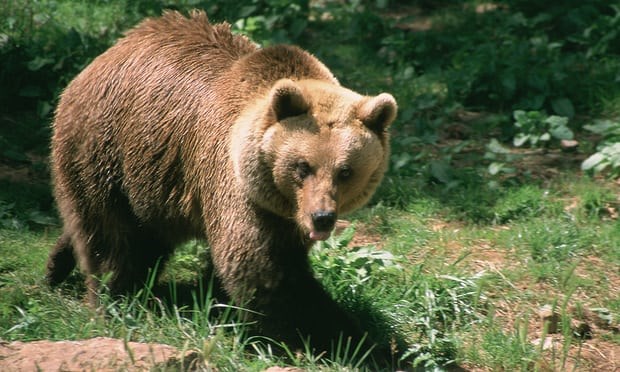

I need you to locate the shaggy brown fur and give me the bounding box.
[48,10,397,356]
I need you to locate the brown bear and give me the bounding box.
[47,10,397,357]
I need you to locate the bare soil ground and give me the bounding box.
[0,337,207,371]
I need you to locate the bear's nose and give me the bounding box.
[311,211,336,232]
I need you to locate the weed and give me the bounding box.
[582,119,620,177]
[477,318,539,371]
[512,110,573,148]
[313,225,403,290]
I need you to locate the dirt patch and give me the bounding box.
[536,336,619,371]
[0,337,207,371]
[467,258,620,371]
[426,215,620,371]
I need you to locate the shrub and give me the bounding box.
[512,110,573,148]
[581,119,620,177]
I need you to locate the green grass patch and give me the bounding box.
[1,176,618,370]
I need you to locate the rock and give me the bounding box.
[572,321,594,340]
[539,305,560,334]
[531,336,555,350]
[560,139,579,152]
[0,337,206,371]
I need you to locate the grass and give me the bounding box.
[2,174,617,370]
[1,0,619,370]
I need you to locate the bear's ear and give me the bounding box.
[270,79,310,122]
[358,93,397,135]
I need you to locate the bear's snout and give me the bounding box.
[311,211,336,231]
[309,210,336,241]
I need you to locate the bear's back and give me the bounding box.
[120,10,257,71]
[54,10,338,137]
[52,11,259,168]
[57,11,256,118]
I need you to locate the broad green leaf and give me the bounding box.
[604,143,620,166]
[429,160,452,184]
[594,161,609,172]
[549,125,574,140]
[513,110,527,126]
[584,120,620,136]
[545,115,568,127]
[551,97,575,118]
[581,153,605,170]
[517,95,545,110]
[0,33,8,48]
[393,152,413,170]
[526,110,544,120]
[487,138,511,154]
[488,162,505,175]
[484,152,497,160]
[513,133,529,147]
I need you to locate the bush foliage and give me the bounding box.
[1,0,619,187]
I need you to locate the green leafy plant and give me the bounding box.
[232,0,308,45]
[484,138,518,179]
[582,142,620,175]
[313,225,402,289]
[512,110,573,148]
[581,119,620,177]
[0,201,24,230]
[575,4,620,59]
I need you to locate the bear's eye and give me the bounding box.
[296,161,312,180]
[337,165,353,181]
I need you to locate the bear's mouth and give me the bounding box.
[309,230,332,241]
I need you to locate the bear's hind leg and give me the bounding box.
[61,226,108,305]
[45,232,76,287]
[102,231,176,299]
[70,231,174,305]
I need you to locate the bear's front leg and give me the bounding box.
[208,208,369,356]
[256,265,368,354]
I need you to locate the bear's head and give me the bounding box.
[231,79,396,241]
